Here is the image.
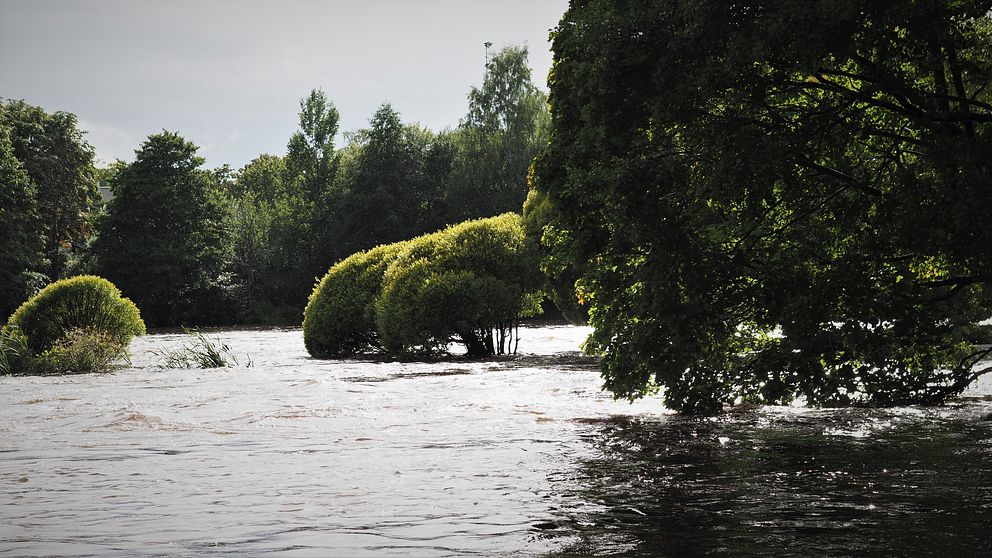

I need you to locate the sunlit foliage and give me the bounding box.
[304,213,541,358]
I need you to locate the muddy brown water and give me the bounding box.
[1,325,990,557]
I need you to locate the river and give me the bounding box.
[1,325,990,556]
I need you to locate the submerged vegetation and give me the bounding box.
[1,275,144,375]
[304,213,542,358]
[154,327,250,369]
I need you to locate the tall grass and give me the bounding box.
[155,327,252,369]
[1,325,129,376]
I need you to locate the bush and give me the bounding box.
[35,327,129,375]
[377,213,542,356]
[303,213,542,358]
[303,242,408,357]
[5,275,145,357]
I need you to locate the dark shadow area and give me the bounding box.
[542,403,992,557]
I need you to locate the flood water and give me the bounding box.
[1,325,990,557]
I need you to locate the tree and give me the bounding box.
[226,191,277,322]
[233,154,286,203]
[0,126,44,319]
[279,89,343,302]
[0,99,98,281]
[337,104,451,253]
[533,0,992,413]
[375,213,543,357]
[444,46,550,222]
[94,132,230,326]
[285,89,340,203]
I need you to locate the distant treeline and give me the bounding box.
[1,46,548,326]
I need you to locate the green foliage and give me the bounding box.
[377,213,542,356]
[226,192,274,320]
[0,99,98,280]
[233,154,286,203]
[0,125,44,320]
[286,88,340,202]
[522,187,588,324]
[94,132,231,326]
[444,46,550,223]
[34,326,129,375]
[303,213,542,358]
[0,326,33,376]
[535,0,992,413]
[285,89,343,289]
[5,275,145,356]
[303,242,408,358]
[0,325,120,377]
[336,104,452,254]
[154,327,249,369]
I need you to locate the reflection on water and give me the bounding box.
[545,405,992,557]
[0,325,989,557]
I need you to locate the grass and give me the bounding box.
[1,325,129,376]
[155,327,252,369]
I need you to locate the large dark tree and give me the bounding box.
[94,132,229,326]
[0,99,98,281]
[283,89,342,301]
[531,0,992,413]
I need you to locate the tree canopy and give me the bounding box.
[0,99,98,281]
[444,46,549,222]
[0,127,44,320]
[94,132,229,326]
[531,0,992,413]
[337,103,453,254]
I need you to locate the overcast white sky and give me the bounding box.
[0,0,568,168]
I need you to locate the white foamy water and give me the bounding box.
[3,325,990,557]
[0,325,664,557]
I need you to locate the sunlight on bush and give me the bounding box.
[2,276,144,375]
[304,213,542,358]
[6,275,145,355]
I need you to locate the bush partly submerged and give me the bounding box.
[304,213,542,358]
[303,242,407,358]
[2,276,144,375]
[6,275,145,355]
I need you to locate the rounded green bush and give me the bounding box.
[5,275,146,355]
[376,213,542,356]
[303,213,543,358]
[303,242,408,358]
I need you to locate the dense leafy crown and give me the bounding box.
[93,131,229,326]
[0,125,43,320]
[531,0,992,413]
[6,275,145,355]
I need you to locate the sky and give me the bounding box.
[0,0,568,169]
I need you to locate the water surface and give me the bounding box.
[1,325,989,556]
